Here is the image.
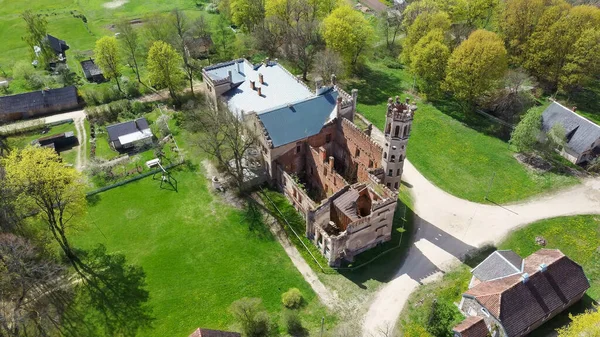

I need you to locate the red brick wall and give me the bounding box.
[338,119,383,183]
[305,146,348,199]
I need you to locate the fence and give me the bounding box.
[86,161,184,197]
[259,188,411,273]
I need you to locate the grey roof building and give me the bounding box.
[106,118,153,151]
[0,86,80,122]
[470,250,523,284]
[542,101,600,164]
[81,59,105,83]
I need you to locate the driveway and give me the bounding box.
[361,123,600,336]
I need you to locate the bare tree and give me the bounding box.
[314,49,344,80]
[190,103,258,192]
[380,9,403,50]
[172,9,198,95]
[116,19,142,83]
[0,233,73,337]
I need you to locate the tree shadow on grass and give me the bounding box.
[346,64,408,106]
[86,193,102,206]
[243,198,275,241]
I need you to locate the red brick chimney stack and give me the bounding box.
[328,156,334,171]
[259,73,264,84]
[257,87,262,96]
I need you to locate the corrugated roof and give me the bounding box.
[542,101,600,155]
[0,86,78,115]
[81,59,103,77]
[464,249,590,337]
[106,118,151,148]
[472,250,522,282]
[204,60,314,116]
[257,90,338,147]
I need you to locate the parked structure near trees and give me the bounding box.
[203,58,417,266]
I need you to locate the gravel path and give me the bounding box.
[74,117,87,171]
[361,123,600,336]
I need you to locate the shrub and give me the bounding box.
[281,288,303,309]
[229,298,272,337]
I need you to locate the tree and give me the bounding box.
[213,15,236,61]
[0,233,73,337]
[322,6,373,68]
[401,11,451,65]
[559,28,600,92]
[116,19,142,83]
[380,9,403,50]
[12,61,45,90]
[172,9,198,95]
[509,106,543,153]
[143,13,175,45]
[281,288,303,309]
[230,0,266,31]
[191,103,259,192]
[55,63,79,87]
[524,4,600,91]
[410,29,450,98]
[21,10,53,68]
[314,49,344,80]
[426,301,461,337]
[556,306,600,337]
[147,41,184,100]
[229,298,272,337]
[95,36,123,93]
[500,0,547,64]
[484,69,536,124]
[444,29,507,108]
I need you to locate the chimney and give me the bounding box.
[572,106,577,112]
[236,61,241,73]
[539,263,547,272]
[328,156,334,170]
[521,273,530,283]
[257,86,262,96]
[259,73,264,84]
[250,80,256,90]
[315,77,323,94]
[366,123,373,137]
[228,70,232,80]
[320,148,327,163]
[330,73,336,86]
[265,57,270,66]
[336,96,343,118]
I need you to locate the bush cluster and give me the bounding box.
[281,288,303,309]
[86,100,153,125]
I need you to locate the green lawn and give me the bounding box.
[74,167,333,337]
[94,128,120,160]
[350,61,579,203]
[6,121,80,165]
[398,215,600,336]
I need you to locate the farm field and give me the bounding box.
[74,166,333,337]
[351,61,579,204]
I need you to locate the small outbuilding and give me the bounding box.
[35,131,78,151]
[45,34,69,65]
[106,117,153,151]
[80,59,105,83]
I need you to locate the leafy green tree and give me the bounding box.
[21,10,53,68]
[281,288,303,309]
[116,19,142,83]
[213,15,236,61]
[410,29,450,98]
[444,29,507,107]
[147,41,184,100]
[556,306,600,337]
[426,301,461,337]
[500,0,547,64]
[230,298,272,337]
[401,11,451,65]
[12,61,45,90]
[509,106,543,153]
[322,6,373,68]
[94,36,123,93]
[230,0,266,31]
[559,28,600,92]
[524,4,600,90]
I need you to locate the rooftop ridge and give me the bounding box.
[549,99,600,128]
[341,117,383,152]
[257,90,336,116]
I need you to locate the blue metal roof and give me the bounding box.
[258,90,338,147]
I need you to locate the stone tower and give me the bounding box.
[381,96,416,190]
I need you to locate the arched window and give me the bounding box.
[394,125,400,137]
[386,123,391,134]
[399,155,403,162]
[390,155,396,162]
[383,152,387,159]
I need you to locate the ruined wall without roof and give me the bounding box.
[337,118,383,183]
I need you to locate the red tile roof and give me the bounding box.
[453,316,489,337]
[463,249,589,337]
[189,328,241,337]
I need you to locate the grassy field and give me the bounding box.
[94,128,120,160]
[6,121,79,165]
[350,61,579,203]
[398,215,600,336]
[0,0,211,85]
[74,166,334,337]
